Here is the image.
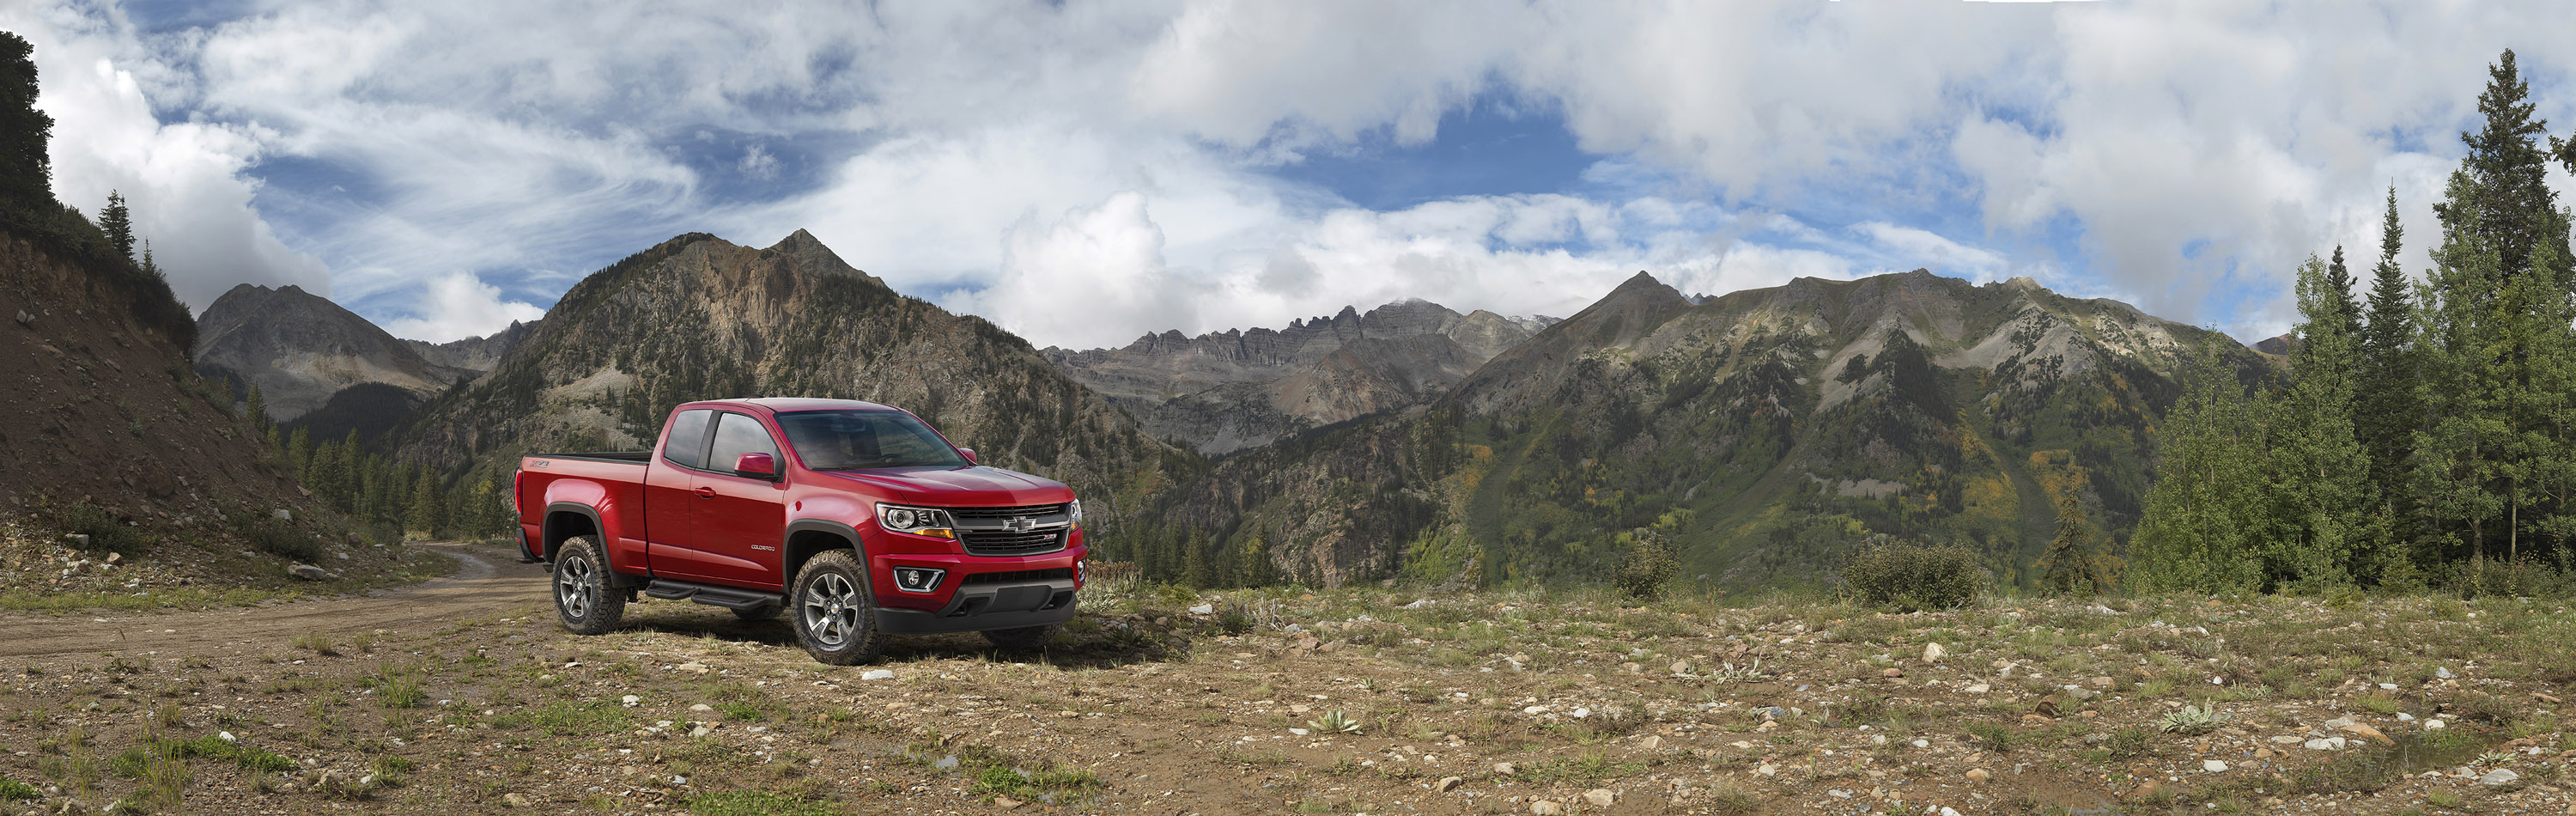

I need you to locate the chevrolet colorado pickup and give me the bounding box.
[513,398,1084,664]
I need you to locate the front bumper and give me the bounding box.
[872,577,1078,634]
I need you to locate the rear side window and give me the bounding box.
[708,412,780,472]
[664,409,714,469]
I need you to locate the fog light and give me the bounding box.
[890,567,946,594]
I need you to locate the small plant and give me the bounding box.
[1964,722,2015,752]
[2426,790,2464,807]
[292,630,338,656]
[1308,709,1362,734]
[0,779,38,800]
[1839,539,1986,612]
[2154,703,2231,735]
[1705,659,1769,684]
[1704,775,1760,814]
[378,661,427,709]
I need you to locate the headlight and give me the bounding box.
[876,503,955,539]
[1066,498,1083,525]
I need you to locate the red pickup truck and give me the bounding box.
[513,398,1085,664]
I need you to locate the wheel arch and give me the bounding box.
[542,502,605,561]
[782,519,866,586]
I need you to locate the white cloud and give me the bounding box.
[1,2,331,313]
[379,271,545,343]
[15,0,2576,351]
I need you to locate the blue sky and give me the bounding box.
[9,1,2574,348]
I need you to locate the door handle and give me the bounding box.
[693,487,717,499]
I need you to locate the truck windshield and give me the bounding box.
[775,410,969,471]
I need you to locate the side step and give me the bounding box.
[641,579,784,612]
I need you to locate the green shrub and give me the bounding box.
[231,512,320,562]
[54,501,143,555]
[1612,531,1679,601]
[1839,541,1986,612]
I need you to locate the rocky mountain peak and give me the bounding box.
[194,283,477,422]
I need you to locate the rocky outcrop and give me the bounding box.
[404,320,535,371]
[1046,300,1555,454]
[193,283,477,421]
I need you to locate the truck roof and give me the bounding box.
[694,397,900,413]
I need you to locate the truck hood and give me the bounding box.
[815,466,1072,505]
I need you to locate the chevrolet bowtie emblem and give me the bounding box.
[1001,516,1036,533]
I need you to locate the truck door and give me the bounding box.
[641,408,714,576]
[683,411,790,589]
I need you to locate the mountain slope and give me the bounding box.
[2,230,323,524]
[1133,270,2271,589]
[1046,300,1553,454]
[389,230,1199,530]
[193,283,478,421]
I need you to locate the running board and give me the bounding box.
[641,579,782,611]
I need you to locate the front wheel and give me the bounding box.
[553,537,626,636]
[790,550,889,665]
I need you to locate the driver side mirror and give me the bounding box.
[957,448,978,465]
[733,452,778,479]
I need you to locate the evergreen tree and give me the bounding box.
[2436,50,2561,289]
[139,238,159,282]
[244,382,270,435]
[1181,528,1212,588]
[2415,174,2511,569]
[407,469,443,537]
[0,31,52,207]
[2038,487,2104,594]
[287,427,314,480]
[2357,187,2422,523]
[2269,254,2379,588]
[98,190,132,262]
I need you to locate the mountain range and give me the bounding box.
[192,283,530,436]
[1044,301,1553,455]
[193,231,2272,589]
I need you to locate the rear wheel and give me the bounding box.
[552,537,626,636]
[981,624,1057,651]
[790,550,889,665]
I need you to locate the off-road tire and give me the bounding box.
[981,624,1057,650]
[552,537,626,636]
[731,604,782,622]
[790,549,890,665]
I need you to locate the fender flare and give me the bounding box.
[541,502,605,561]
[781,519,869,587]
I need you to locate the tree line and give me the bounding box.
[242,384,513,542]
[2135,49,2576,596]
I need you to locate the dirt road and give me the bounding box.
[0,541,544,660]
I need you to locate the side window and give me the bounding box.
[708,412,780,473]
[664,409,713,470]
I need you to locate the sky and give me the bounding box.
[6,1,2575,350]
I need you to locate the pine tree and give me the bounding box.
[2038,482,2110,595]
[0,32,52,207]
[407,470,443,538]
[244,383,270,435]
[139,238,159,282]
[2437,49,2560,289]
[1181,529,1212,588]
[2415,173,2511,569]
[2357,187,2422,527]
[99,190,132,262]
[2269,254,2378,588]
[287,427,314,480]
